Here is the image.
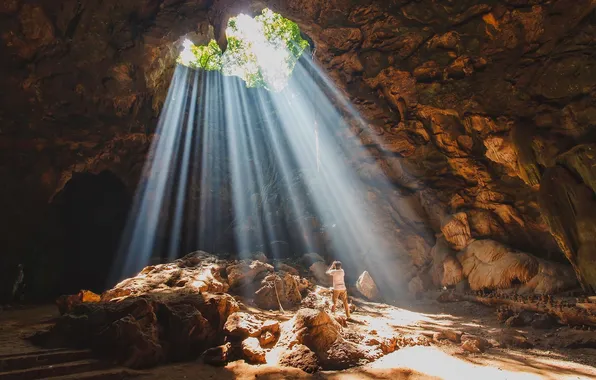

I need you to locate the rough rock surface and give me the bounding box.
[36,253,401,372]
[254,272,306,310]
[356,271,380,301]
[309,262,332,287]
[278,344,320,373]
[223,312,262,339]
[278,308,375,370]
[241,337,267,364]
[1,0,596,300]
[458,240,577,294]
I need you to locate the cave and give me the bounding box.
[1,0,596,379]
[45,170,132,297]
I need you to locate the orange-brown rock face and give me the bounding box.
[1,0,596,298]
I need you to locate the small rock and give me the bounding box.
[505,314,526,327]
[498,333,533,349]
[461,335,490,353]
[356,271,380,300]
[496,308,514,323]
[334,315,347,327]
[364,335,397,354]
[202,342,232,366]
[261,319,280,335]
[56,294,82,315]
[254,272,303,310]
[79,290,101,303]
[242,337,266,364]
[443,330,463,343]
[259,330,277,347]
[223,312,262,339]
[226,260,273,288]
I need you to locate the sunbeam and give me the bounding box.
[110,8,417,302]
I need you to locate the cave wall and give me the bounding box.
[1,0,596,298]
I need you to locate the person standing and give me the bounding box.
[326,260,350,318]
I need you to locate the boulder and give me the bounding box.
[254,272,303,310]
[226,260,274,288]
[197,293,240,331]
[302,253,325,267]
[202,342,233,366]
[102,253,230,301]
[157,302,216,361]
[259,330,278,347]
[283,308,372,370]
[241,337,266,364]
[261,319,280,335]
[252,252,268,263]
[223,312,262,339]
[356,271,380,300]
[309,262,332,287]
[275,262,300,276]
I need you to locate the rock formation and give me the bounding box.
[34,252,394,371]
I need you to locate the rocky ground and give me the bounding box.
[1,251,594,379]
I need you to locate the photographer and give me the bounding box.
[326,260,350,318]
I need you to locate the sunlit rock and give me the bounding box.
[365,67,417,114]
[441,213,472,251]
[309,261,332,287]
[302,252,325,266]
[461,335,491,353]
[241,337,267,364]
[356,271,380,301]
[274,262,299,275]
[223,312,262,339]
[102,252,229,300]
[458,240,536,288]
[279,308,374,370]
[226,260,274,289]
[254,272,304,310]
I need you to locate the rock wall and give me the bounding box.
[1,0,596,299]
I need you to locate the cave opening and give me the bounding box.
[177,8,309,92]
[34,171,132,298]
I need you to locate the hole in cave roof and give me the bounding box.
[177,8,310,92]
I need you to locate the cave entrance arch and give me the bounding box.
[38,171,132,297]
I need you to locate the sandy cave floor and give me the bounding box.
[1,295,595,380]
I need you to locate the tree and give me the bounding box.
[177,9,309,92]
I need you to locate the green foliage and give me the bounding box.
[177,40,222,71]
[177,9,308,91]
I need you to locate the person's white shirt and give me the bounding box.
[326,268,346,291]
